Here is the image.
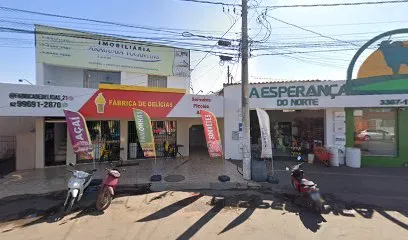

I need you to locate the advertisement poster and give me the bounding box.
[200,110,223,158]
[133,109,156,157]
[35,25,190,77]
[63,109,93,160]
[256,108,273,159]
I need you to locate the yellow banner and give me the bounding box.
[35,25,190,77]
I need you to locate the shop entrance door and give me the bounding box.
[189,125,207,156]
[44,120,67,166]
[250,110,325,161]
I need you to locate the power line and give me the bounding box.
[175,0,241,7]
[267,16,359,47]
[253,48,362,57]
[255,0,408,9]
[192,17,240,70]
[0,26,238,56]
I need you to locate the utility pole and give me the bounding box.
[227,65,230,84]
[241,0,251,180]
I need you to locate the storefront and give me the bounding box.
[0,83,223,170]
[223,80,408,167]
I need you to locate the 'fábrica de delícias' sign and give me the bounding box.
[249,82,347,107]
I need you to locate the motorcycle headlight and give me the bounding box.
[68,178,85,188]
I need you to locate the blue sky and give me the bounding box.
[0,0,407,94]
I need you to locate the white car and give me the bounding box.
[357,129,395,141]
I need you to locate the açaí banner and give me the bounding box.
[133,109,156,157]
[63,109,93,160]
[256,108,273,159]
[200,110,223,158]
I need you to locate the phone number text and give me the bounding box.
[9,101,68,108]
[380,99,408,105]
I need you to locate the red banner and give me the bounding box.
[63,109,93,160]
[79,89,184,119]
[200,110,223,158]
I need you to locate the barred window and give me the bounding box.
[148,75,167,88]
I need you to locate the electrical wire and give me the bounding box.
[255,0,408,9]
[191,16,240,71]
[174,0,241,7]
[267,15,359,47]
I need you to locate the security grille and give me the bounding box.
[78,120,120,162]
[128,120,177,159]
[148,75,167,88]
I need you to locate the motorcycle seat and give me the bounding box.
[301,179,315,186]
[85,169,97,174]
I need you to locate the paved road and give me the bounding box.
[0,190,406,240]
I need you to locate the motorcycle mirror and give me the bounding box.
[285,167,289,171]
[297,156,302,161]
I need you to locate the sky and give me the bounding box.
[0,0,407,94]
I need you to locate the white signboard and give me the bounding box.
[0,83,223,118]
[35,25,190,77]
[167,95,224,118]
[0,83,96,117]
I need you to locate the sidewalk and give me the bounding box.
[0,156,247,199]
[1,157,407,209]
[265,160,408,209]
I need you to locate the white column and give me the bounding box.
[35,117,44,168]
[177,119,190,156]
[36,63,45,85]
[120,120,128,160]
[325,109,334,147]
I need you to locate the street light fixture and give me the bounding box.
[18,79,34,85]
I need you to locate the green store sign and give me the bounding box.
[249,83,347,99]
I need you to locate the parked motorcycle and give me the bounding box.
[96,166,125,211]
[63,163,97,214]
[286,159,323,213]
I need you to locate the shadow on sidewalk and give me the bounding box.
[0,184,151,232]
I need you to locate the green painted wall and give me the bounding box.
[346,108,408,167]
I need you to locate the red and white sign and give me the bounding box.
[0,83,224,118]
[200,110,223,158]
[79,89,185,118]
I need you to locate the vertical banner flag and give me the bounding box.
[133,109,156,157]
[256,108,273,159]
[200,110,223,158]
[63,109,93,160]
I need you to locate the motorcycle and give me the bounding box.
[63,163,97,214]
[96,166,125,211]
[286,158,323,213]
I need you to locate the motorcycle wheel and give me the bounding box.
[64,195,76,214]
[96,187,112,211]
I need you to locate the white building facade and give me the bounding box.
[0,25,224,173]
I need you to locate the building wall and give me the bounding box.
[16,132,36,170]
[38,64,190,91]
[42,64,84,87]
[224,86,242,160]
[0,117,36,136]
[120,72,148,86]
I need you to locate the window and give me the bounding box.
[84,70,120,88]
[354,108,397,157]
[148,75,167,88]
